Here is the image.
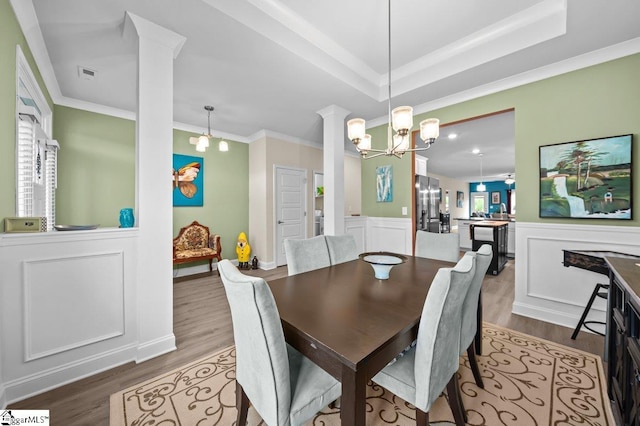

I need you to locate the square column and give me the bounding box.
[124,12,186,361]
[317,105,350,236]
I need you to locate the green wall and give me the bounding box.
[52,106,249,259]
[362,53,640,227]
[171,129,249,260]
[54,106,136,227]
[0,2,53,230]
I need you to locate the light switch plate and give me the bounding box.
[402,207,408,215]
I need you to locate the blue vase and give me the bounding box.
[119,208,134,228]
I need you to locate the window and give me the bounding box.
[470,192,489,215]
[16,46,57,230]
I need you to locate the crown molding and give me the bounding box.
[369,37,640,128]
[10,0,62,102]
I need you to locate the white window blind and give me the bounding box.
[17,116,35,217]
[17,114,59,231]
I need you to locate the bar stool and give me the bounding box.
[570,282,609,340]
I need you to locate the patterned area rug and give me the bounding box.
[110,323,614,425]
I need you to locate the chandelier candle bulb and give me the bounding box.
[420,118,440,142]
[219,140,229,152]
[391,106,413,134]
[347,118,366,142]
[360,134,372,151]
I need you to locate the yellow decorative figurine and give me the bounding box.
[236,232,251,270]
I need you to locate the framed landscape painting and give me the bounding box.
[539,134,632,219]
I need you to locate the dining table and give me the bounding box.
[267,253,457,426]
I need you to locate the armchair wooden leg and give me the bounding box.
[236,381,249,426]
[447,375,467,426]
[467,343,484,389]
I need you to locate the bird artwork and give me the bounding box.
[172,161,200,198]
[236,232,251,270]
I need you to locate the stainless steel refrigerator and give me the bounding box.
[415,176,440,233]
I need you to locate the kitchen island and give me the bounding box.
[470,220,509,275]
[456,217,515,256]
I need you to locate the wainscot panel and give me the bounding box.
[514,222,640,334]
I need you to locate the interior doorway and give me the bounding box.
[274,166,307,267]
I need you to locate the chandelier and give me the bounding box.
[347,0,440,159]
[189,105,229,153]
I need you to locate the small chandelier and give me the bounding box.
[189,105,229,152]
[347,0,440,159]
[476,153,486,192]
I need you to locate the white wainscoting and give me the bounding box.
[514,222,640,331]
[345,216,367,254]
[0,228,145,404]
[366,217,413,255]
[24,252,126,361]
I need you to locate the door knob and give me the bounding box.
[278,220,284,224]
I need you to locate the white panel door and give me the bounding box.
[275,167,306,266]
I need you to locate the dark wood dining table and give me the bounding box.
[267,254,455,426]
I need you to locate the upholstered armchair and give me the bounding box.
[172,221,222,273]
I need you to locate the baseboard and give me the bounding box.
[258,260,277,270]
[511,300,605,334]
[136,334,176,363]
[173,262,217,278]
[4,343,137,405]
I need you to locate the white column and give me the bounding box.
[317,105,350,236]
[124,12,186,361]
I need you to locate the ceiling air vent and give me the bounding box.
[78,66,97,80]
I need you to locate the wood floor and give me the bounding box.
[9,258,604,425]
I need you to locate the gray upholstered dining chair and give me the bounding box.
[218,260,341,426]
[415,230,460,262]
[284,236,331,275]
[325,234,359,265]
[372,255,476,426]
[459,244,493,389]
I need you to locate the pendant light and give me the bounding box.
[477,154,486,192]
[346,0,440,159]
[189,105,229,152]
[504,174,515,186]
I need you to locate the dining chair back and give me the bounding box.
[219,260,341,425]
[459,244,493,388]
[415,230,460,262]
[284,236,331,275]
[372,255,476,426]
[325,234,359,265]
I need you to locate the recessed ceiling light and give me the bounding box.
[472,148,480,154]
[448,133,457,139]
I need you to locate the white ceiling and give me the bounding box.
[14,0,640,182]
